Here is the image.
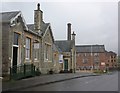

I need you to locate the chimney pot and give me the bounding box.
[37,3,40,10]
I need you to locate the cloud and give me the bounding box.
[1,2,118,54]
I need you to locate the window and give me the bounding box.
[83,58,88,64]
[82,53,87,57]
[34,43,39,60]
[34,50,39,60]
[45,43,52,61]
[111,60,113,62]
[45,44,48,60]
[111,56,113,58]
[94,53,99,57]
[26,37,31,60]
[94,57,99,64]
[14,32,19,45]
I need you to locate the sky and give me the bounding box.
[1,1,118,54]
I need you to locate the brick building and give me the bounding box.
[105,51,117,70]
[76,45,117,71]
[76,45,105,71]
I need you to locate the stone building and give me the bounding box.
[53,44,63,73]
[1,11,32,78]
[76,45,106,71]
[55,23,76,73]
[1,3,59,79]
[27,3,55,74]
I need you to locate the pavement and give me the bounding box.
[2,72,99,92]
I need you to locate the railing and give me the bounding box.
[10,64,35,80]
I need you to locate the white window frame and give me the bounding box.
[25,37,31,60]
[34,43,39,60]
[44,43,52,62]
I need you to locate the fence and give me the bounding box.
[10,64,35,80]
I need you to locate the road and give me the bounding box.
[22,71,118,91]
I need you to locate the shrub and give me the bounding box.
[69,69,73,73]
[59,70,64,73]
[35,68,41,76]
[49,69,54,74]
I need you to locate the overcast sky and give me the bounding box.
[1,1,118,54]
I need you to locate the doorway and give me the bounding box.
[64,59,68,70]
[12,46,18,73]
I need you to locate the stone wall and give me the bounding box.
[41,27,54,74]
[2,23,10,76]
[0,22,2,77]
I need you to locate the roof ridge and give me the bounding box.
[76,45,104,46]
[0,11,21,14]
[55,40,66,41]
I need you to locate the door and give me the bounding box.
[64,59,68,70]
[12,46,18,73]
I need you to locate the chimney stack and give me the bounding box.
[34,3,43,33]
[67,23,71,41]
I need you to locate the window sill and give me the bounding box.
[44,60,52,62]
[25,59,31,62]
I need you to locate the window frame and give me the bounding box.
[34,42,39,60]
[25,37,31,60]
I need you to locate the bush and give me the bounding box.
[49,69,54,74]
[59,70,64,73]
[35,68,41,76]
[59,69,73,73]
[69,69,73,73]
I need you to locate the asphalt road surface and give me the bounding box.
[22,71,118,91]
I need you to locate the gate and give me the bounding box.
[10,64,35,80]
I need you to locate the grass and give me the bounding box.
[93,70,108,75]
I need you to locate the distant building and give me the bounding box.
[76,45,106,71]
[55,23,76,73]
[105,51,117,70]
[76,45,117,71]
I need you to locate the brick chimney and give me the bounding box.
[67,23,71,41]
[34,3,43,33]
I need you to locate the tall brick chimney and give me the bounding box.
[34,3,43,33]
[67,23,71,41]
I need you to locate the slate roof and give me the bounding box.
[1,11,53,39]
[27,21,49,35]
[0,11,20,22]
[76,45,105,53]
[106,51,117,56]
[27,22,54,42]
[55,40,72,52]
[53,44,62,53]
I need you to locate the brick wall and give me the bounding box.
[76,52,107,70]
